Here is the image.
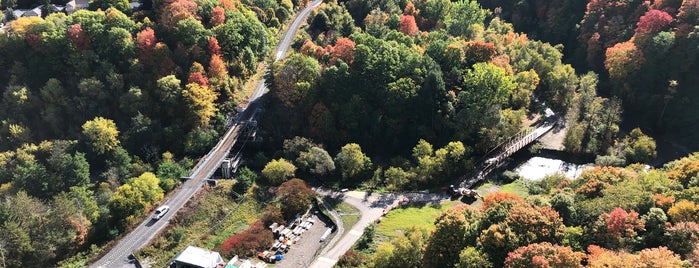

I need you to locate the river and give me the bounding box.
[513,156,592,181]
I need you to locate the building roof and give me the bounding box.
[173,246,224,268]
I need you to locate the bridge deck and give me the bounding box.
[458,119,556,189]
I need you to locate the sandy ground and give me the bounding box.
[273,214,330,268]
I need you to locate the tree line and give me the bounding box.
[338,154,699,267]
[0,0,303,265]
[478,0,699,151]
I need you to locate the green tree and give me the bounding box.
[82,117,120,155]
[457,247,493,268]
[233,166,257,194]
[0,221,34,267]
[109,172,164,225]
[173,17,209,47]
[282,136,315,160]
[446,0,488,37]
[623,128,657,164]
[261,158,296,185]
[90,0,131,14]
[451,62,514,136]
[335,143,372,182]
[296,146,335,177]
[156,153,186,192]
[424,205,480,267]
[370,227,428,268]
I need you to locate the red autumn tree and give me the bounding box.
[636,10,673,33]
[187,72,208,85]
[208,36,222,56]
[592,207,645,249]
[330,37,356,64]
[220,220,273,257]
[210,6,225,26]
[67,24,90,51]
[465,40,497,63]
[604,41,644,79]
[399,15,419,36]
[136,27,157,64]
[604,208,644,237]
[276,178,315,220]
[504,242,583,268]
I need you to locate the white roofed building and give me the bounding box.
[172,246,225,268]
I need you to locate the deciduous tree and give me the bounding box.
[276,178,315,219]
[82,117,120,155]
[398,15,418,36]
[261,158,296,185]
[504,242,583,268]
[335,143,372,182]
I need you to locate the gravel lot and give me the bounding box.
[273,214,333,268]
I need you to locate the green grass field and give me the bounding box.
[375,200,460,240]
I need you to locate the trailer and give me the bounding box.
[319,227,332,242]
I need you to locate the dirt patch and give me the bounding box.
[538,123,567,151]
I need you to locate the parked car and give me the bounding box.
[153,205,170,220]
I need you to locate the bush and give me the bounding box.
[219,221,273,258]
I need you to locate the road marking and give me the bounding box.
[349,230,362,236]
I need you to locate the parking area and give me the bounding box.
[271,213,332,268]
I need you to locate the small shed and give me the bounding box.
[173,246,225,268]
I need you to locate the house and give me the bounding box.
[22,5,64,17]
[12,9,27,19]
[65,0,89,14]
[172,246,225,268]
[22,7,42,17]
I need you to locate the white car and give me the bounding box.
[152,205,170,220]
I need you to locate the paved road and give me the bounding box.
[90,1,322,266]
[310,189,448,268]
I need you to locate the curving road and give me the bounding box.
[310,188,448,268]
[90,1,322,267]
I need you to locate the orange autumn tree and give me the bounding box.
[481,192,523,210]
[210,6,225,26]
[330,37,356,64]
[160,0,200,28]
[504,242,583,268]
[587,245,685,268]
[604,41,644,80]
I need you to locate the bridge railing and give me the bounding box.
[456,118,557,189]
